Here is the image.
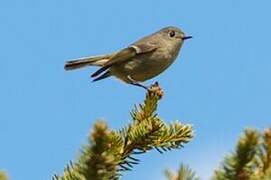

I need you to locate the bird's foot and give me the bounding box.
[127,76,164,98]
[129,82,149,90]
[127,75,149,90]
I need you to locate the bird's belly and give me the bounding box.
[110,56,174,82]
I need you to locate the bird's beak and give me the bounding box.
[182,35,193,40]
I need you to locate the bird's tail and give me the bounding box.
[64,54,113,70]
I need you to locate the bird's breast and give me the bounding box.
[110,50,178,82]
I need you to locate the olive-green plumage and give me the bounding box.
[64,26,192,88]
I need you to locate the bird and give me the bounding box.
[64,26,192,89]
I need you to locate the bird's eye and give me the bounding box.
[169,31,175,37]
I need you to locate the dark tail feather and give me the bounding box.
[92,71,111,82]
[91,65,109,78]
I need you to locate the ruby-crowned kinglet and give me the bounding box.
[64,26,192,89]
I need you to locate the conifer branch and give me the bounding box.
[0,171,8,180]
[259,128,271,174]
[53,83,194,180]
[251,128,271,179]
[213,129,260,180]
[213,128,271,180]
[165,128,271,180]
[164,164,200,180]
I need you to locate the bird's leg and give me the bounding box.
[127,75,148,90]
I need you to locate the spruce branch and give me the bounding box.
[163,128,271,180]
[251,128,271,180]
[213,129,260,180]
[117,83,193,171]
[213,128,271,180]
[259,128,271,174]
[0,171,8,180]
[164,164,200,180]
[54,82,193,180]
[53,121,120,180]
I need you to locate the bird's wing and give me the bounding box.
[130,41,158,54]
[91,42,157,78]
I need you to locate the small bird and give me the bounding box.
[64,26,192,89]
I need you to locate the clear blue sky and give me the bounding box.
[1,0,271,179]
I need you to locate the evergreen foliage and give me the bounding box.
[165,128,271,180]
[0,171,8,180]
[213,129,260,180]
[165,164,201,180]
[53,83,194,180]
[213,128,271,180]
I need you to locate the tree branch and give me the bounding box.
[53,83,194,180]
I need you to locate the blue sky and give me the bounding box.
[1,0,271,179]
